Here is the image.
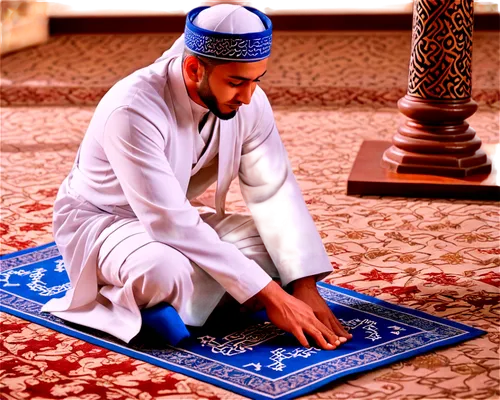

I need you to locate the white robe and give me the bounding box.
[42,35,332,341]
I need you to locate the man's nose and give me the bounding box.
[238,85,253,105]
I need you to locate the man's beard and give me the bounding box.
[198,74,237,121]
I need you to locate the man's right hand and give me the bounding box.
[255,281,347,350]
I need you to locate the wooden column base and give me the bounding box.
[382,146,492,177]
[347,141,499,200]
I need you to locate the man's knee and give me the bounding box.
[122,242,193,306]
[202,212,279,278]
[203,213,258,244]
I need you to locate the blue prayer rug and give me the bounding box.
[0,243,485,400]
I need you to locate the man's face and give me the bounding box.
[197,59,268,120]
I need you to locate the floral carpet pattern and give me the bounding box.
[0,31,499,399]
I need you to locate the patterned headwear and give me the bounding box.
[184,4,273,62]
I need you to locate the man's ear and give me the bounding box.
[183,55,204,83]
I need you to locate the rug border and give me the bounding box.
[0,242,55,259]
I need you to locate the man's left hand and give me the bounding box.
[291,277,352,340]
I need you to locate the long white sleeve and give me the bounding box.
[239,91,332,286]
[102,105,272,304]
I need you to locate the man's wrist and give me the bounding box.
[255,280,282,306]
[291,276,317,292]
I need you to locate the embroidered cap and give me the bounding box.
[184,5,273,62]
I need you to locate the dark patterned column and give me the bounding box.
[381,0,492,177]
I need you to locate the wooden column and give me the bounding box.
[347,0,499,200]
[381,0,491,177]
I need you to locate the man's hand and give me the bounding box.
[291,277,352,340]
[255,281,345,350]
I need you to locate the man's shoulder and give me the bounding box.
[107,66,167,107]
[86,68,176,145]
[97,65,173,122]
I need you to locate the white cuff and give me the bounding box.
[227,261,273,304]
[277,252,333,286]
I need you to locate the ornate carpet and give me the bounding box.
[1,31,499,399]
[0,242,486,399]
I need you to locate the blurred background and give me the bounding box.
[0,0,500,54]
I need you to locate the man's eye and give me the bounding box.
[229,79,260,87]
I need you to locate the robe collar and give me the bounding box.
[188,97,211,163]
[188,96,209,130]
[168,57,215,164]
[166,55,210,129]
[167,57,195,127]
[167,54,240,216]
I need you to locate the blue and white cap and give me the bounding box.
[184,4,273,62]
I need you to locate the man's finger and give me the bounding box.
[316,313,341,346]
[328,316,349,343]
[320,308,352,339]
[292,328,310,348]
[330,314,352,339]
[315,320,341,347]
[306,326,335,350]
[313,303,351,340]
[321,312,340,337]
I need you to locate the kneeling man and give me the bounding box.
[43,4,351,350]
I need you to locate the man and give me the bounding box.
[42,4,351,350]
